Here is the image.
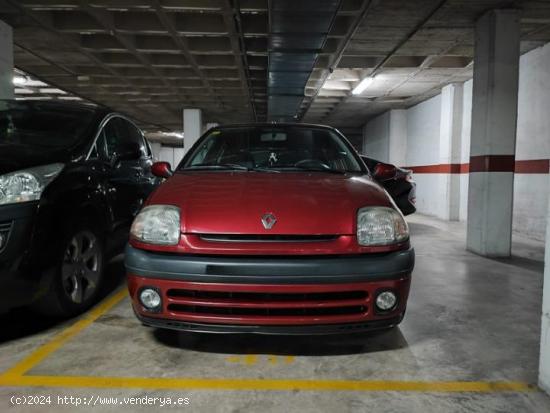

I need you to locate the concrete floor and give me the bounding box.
[1,214,549,412]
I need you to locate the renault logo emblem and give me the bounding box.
[261,213,277,230]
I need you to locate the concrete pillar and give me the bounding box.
[388,110,407,166]
[439,83,463,221]
[541,201,550,394]
[183,109,202,155]
[466,9,520,257]
[0,20,14,99]
[150,142,162,162]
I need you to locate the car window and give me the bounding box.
[102,117,138,159]
[181,127,363,172]
[125,121,148,157]
[190,137,216,166]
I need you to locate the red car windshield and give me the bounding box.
[180,126,363,173]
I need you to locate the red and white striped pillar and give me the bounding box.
[439,83,464,221]
[466,9,520,257]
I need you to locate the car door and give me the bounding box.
[124,120,159,198]
[101,117,145,233]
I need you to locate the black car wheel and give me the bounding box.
[34,227,105,317]
[61,230,103,305]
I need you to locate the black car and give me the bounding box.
[360,156,416,216]
[0,100,157,316]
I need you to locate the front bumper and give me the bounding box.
[125,245,414,334]
[0,202,42,311]
[135,312,405,335]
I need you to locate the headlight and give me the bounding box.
[130,205,180,245]
[357,207,409,246]
[0,163,64,206]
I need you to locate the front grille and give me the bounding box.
[167,304,366,317]
[198,234,338,243]
[165,288,369,319]
[0,221,12,252]
[167,289,367,301]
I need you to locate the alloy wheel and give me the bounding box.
[61,230,102,304]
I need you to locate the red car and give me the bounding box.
[125,124,414,334]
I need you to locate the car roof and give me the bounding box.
[208,122,339,132]
[0,99,110,116]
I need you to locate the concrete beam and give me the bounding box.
[466,9,520,257]
[0,20,13,99]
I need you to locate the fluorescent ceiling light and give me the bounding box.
[14,88,34,94]
[13,76,27,86]
[351,77,374,95]
[39,88,67,94]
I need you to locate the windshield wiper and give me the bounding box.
[291,165,347,174]
[183,163,250,171]
[252,167,281,173]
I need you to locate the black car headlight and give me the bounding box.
[0,163,64,206]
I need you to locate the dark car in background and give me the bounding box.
[0,100,157,316]
[360,156,416,216]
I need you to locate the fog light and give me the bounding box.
[376,291,397,311]
[0,232,5,249]
[139,288,161,311]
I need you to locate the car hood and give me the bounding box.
[0,143,72,175]
[149,171,394,235]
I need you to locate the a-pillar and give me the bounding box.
[205,122,219,132]
[183,108,203,155]
[466,9,520,257]
[439,83,463,221]
[0,20,14,99]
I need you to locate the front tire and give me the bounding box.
[34,227,105,317]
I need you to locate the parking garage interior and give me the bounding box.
[1,0,550,412]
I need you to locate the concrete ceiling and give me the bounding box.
[1,0,550,136]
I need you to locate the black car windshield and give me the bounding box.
[180,126,363,173]
[0,101,96,149]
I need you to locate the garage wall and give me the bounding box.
[405,95,445,217]
[362,111,390,160]
[513,43,550,240]
[150,143,185,168]
[363,95,443,217]
[362,43,550,240]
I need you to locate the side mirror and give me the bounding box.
[373,162,397,181]
[113,142,142,164]
[152,161,173,178]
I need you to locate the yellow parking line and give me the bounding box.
[2,288,128,378]
[0,286,538,394]
[0,374,535,393]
